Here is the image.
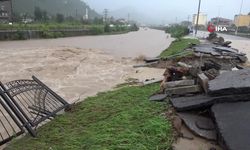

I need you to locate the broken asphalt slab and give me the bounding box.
[194,44,221,56]
[212,102,250,150]
[149,94,168,101]
[209,69,250,96]
[178,113,217,140]
[170,94,250,111]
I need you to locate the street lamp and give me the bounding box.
[235,0,244,35]
[195,0,202,36]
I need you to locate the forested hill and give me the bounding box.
[12,0,100,19]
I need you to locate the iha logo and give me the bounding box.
[207,24,227,32]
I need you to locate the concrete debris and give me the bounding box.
[163,80,195,89]
[178,113,217,140]
[212,102,250,150]
[208,69,250,96]
[142,77,163,86]
[154,33,249,150]
[197,73,209,93]
[144,57,160,63]
[177,62,193,68]
[133,61,158,68]
[170,93,250,111]
[165,85,201,96]
[149,94,167,101]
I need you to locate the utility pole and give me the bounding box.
[195,0,201,36]
[10,0,13,22]
[127,13,130,24]
[103,9,108,23]
[235,0,244,35]
[217,6,221,26]
[75,9,78,18]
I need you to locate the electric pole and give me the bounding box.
[235,0,244,35]
[103,9,108,23]
[195,0,201,36]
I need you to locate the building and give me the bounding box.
[0,0,12,23]
[210,17,233,27]
[83,8,88,20]
[192,13,207,26]
[234,14,250,27]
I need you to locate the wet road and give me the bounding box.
[195,31,250,58]
[0,28,173,58]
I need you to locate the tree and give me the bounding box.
[42,11,48,22]
[93,17,103,24]
[34,7,43,21]
[34,7,48,22]
[56,14,64,23]
[104,24,111,32]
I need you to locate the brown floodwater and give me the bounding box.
[0,28,173,104]
[0,28,174,58]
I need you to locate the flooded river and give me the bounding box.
[0,28,173,58]
[0,28,172,103]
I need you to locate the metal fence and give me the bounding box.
[0,76,69,145]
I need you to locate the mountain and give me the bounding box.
[12,0,100,19]
[109,7,158,25]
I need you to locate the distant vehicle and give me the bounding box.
[22,18,33,24]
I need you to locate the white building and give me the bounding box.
[192,13,207,26]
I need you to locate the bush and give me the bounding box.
[130,24,139,31]
[104,24,111,32]
[13,31,26,40]
[89,26,104,35]
[165,25,189,40]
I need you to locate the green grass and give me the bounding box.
[0,23,104,30]
[160,38,200,59]
[6,84,173,150]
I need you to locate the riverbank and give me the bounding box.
[6,84,173,150]
[0,23,138,40]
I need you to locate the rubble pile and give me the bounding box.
[151,34,250,150]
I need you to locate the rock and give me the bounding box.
[142,77,163,86]
[149,94,167,102]
[212,102,250,150]
[209,69,250,96]
[173,116,182,133]
[178,113,217,140]
[177,62,192,68]
[195,119,215,131]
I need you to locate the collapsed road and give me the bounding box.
[149,32,250,150]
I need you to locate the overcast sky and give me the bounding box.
[84,0,250,24]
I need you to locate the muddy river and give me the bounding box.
[0,28,173,103]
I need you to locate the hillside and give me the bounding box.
[12,0,100,19]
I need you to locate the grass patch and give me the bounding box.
[160,38,200,59]
[6,84,173,150]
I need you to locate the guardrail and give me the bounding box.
[0,76,69,145]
